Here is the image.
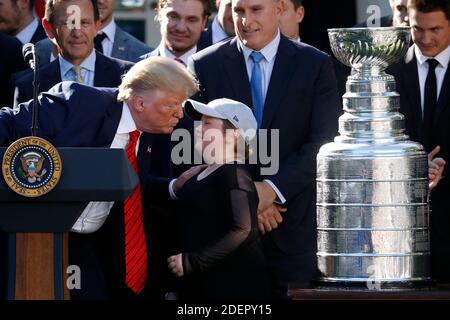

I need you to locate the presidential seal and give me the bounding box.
[2,137,62,197]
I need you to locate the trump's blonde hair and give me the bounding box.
[118,56,199,102]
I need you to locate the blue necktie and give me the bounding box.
[250,51,264,128]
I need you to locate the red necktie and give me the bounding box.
[124,130,148,294]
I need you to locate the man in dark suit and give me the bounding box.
[189,0,341,297]
[0,0,46,44]
[0,57,200,299]
[32,0,152,67]
[0,33,27,107]
[197,0,235,49]
[12,0,133,107]
[388,0,450,283]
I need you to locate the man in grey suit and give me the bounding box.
[94,0,151,61]
[34,0,151,65]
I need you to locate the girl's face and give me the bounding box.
[195,115,236,164]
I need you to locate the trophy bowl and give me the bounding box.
[328,27,411,71]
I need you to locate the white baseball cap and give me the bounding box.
[184,98,257,141]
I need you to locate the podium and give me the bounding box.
[0,148,138,300]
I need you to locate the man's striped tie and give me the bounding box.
[124,130,148,294]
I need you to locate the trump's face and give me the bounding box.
[131,89,186,134]
[232,0,283,51]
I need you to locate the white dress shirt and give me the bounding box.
[211,17,229,44]
[99,19,116,57]
[16,18,39,44]
[158,41,197,66]
[415,44,450,117]
[59,50,96,86]
[238,31,286,204]
[71,102,139,233]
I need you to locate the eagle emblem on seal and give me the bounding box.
[18,151,47,183]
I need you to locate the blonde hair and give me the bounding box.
[117,56,199,102]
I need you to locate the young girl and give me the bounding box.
[167,98,271,300]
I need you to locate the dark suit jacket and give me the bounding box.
[388,45,450,281]
[0,82,167,298]
[30,22,47,44]
[197,27,213,51]
[0,33,27,107]
[12,51,133,107]
[188,36,341,283]
[197,22,233,52]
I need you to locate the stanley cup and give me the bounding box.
[316,27,430,286]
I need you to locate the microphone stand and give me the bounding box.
[30,49,40,137]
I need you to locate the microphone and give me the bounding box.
[22,43,40,136]
[22,43,36,70]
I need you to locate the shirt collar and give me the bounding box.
[239,30,280,63]
[16,18,39,44]
[211,17,228,43]
[415,44,450,68]
[59,49,97,76]
[117,102,138,134]
[158,41,197,65]
[100,19,116,42]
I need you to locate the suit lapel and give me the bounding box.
[224,39,252,108]
[262,36,296,128]
[111,27,128,59]
[30,23,46,44]
[137,133,152,181]
[402,47,423,139]
[41,60,62,88]
[92,90,123,147]
[93,52,107,87]
[434,63,450,126]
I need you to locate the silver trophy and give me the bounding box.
[316,27,430,287]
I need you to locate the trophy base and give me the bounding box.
[311,278,435,291]
[287,279,450,300]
